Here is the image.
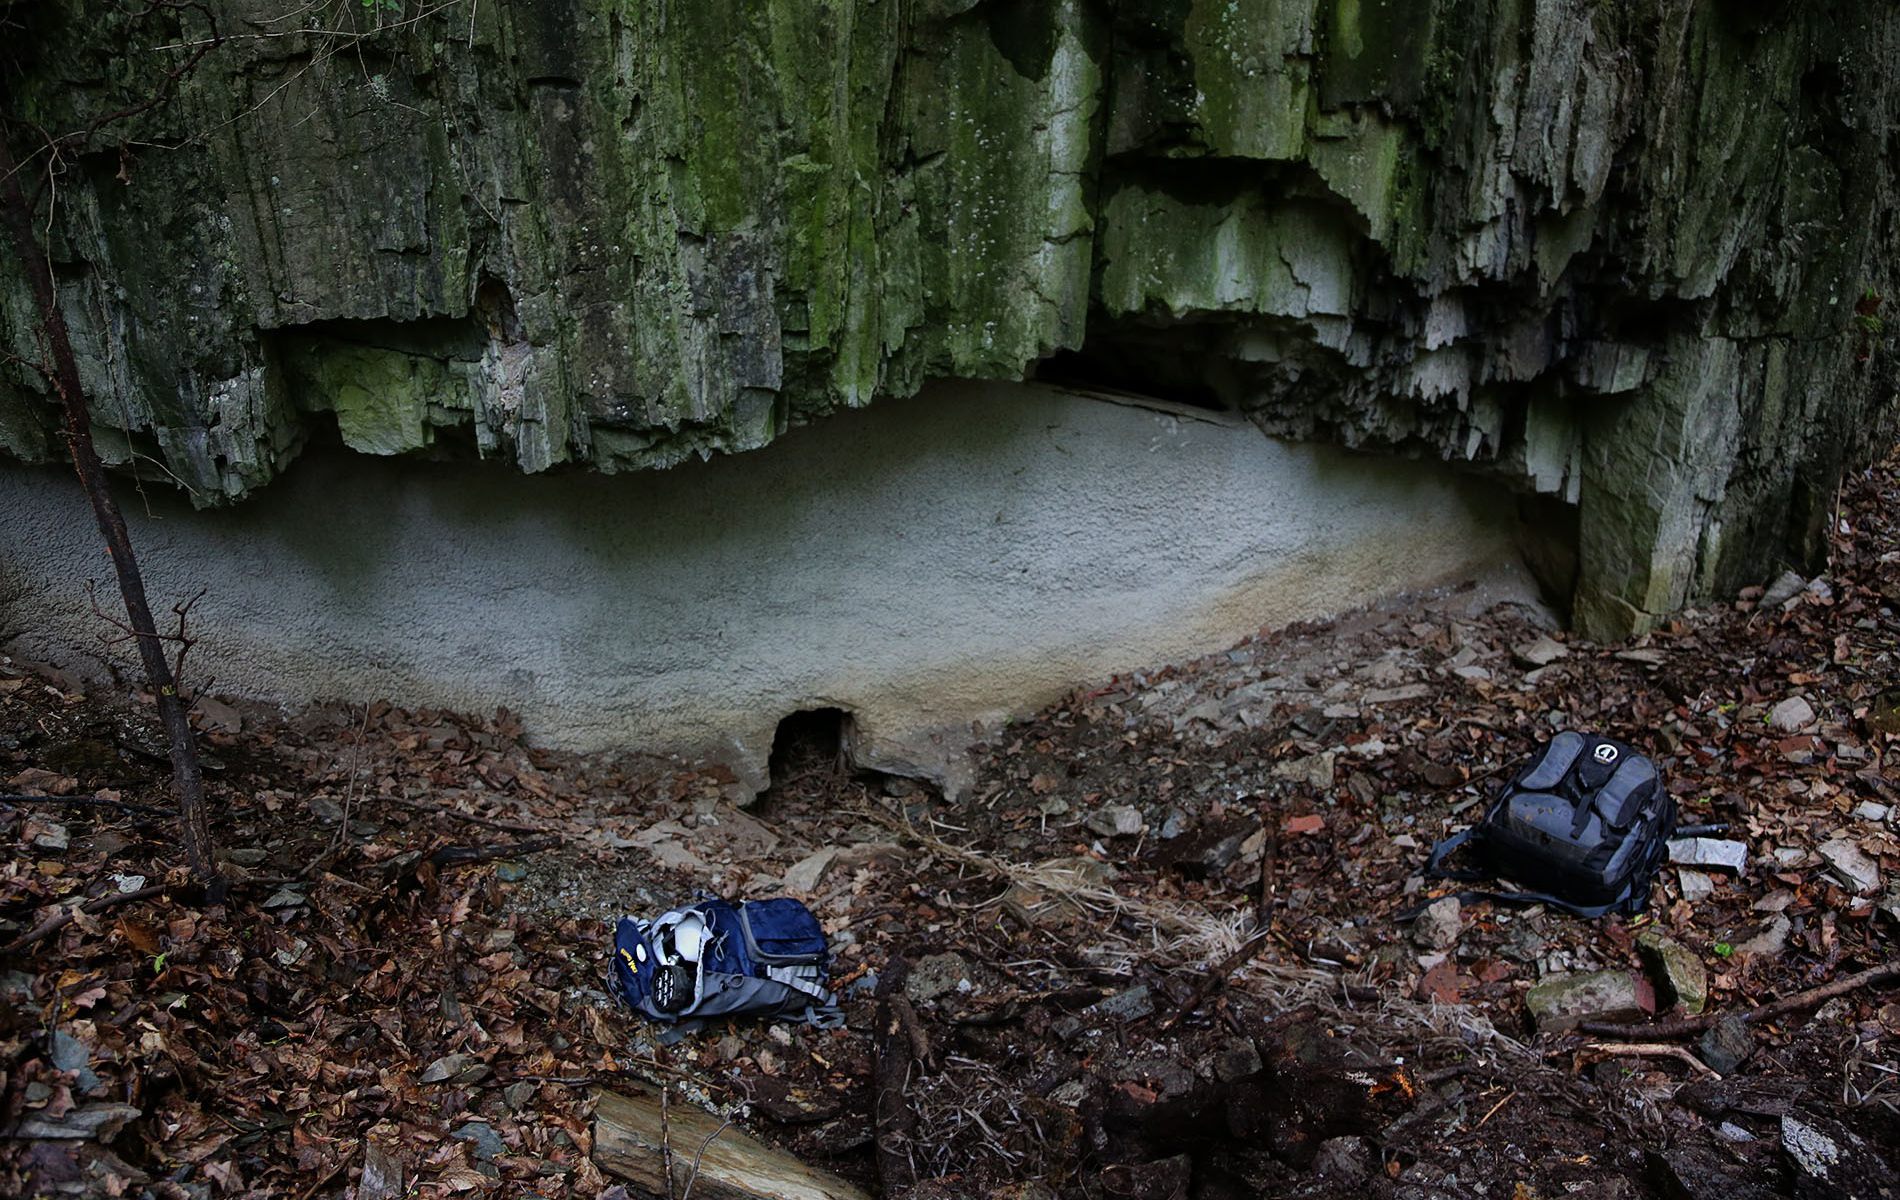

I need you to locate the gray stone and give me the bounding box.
[1082,985,1154,1024]
[1817,837,1881,895]
[1272,752,1337,789]
[49,1029,101,1093]
[4,388,1525,807]
[1851,801,1890,823]
[1737,915,1791,960]
[1201,834,1245,876]
[1678,869,1716,901]
[453,1121,508,1162]
[359,1142,404,1200]
[503,1081,535,1111]
[1526,970,1645,1032]
[1512,636,1571,668]
[1364,684,1432,704]
[0,0,1889,802]
[419,1052,488,1086]
[1669,838,1749,874]
[31,823,69,852]
[261,885,307,910]
[193,695,243,734]
[1451,665,1493,681]
[1768,696,1816,733]
[905,953,972,1004]
[1879,885,1900,930]
[1780,1115,1840,1179]
[1759,570,1807,609]
[47,1030,87,1073]
[1716,1121,1756,1144]
[1700,1015,1754,1076]
[1410,897,1462,952]
[1312,1135,1374,1181]
[1636,930,1708,1015]
[1085,805,1144,838]
[8,1103,141,1141]
[1212,1039,1263,1083]
[781,848,841,896]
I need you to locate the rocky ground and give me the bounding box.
[2,452,1898,1200]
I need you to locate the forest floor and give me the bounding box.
[2,450,1898,1200]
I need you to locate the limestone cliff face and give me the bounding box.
[1,0,1895,635]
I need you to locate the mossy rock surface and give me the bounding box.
[1,0,1895,633]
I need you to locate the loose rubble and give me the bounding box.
[1,448,1897,1197]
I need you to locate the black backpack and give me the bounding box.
[1418,732,1676,917]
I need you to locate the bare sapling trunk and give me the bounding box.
[0,127,219,888]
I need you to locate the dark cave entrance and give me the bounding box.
[1033,342,1235,414]
[761,707,856,801]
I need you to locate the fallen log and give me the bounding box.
[593,1086,872,1200]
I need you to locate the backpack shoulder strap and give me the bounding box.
[1422,826,1486,882]
[1402,873,1638,922]
[1400,885,1624,922]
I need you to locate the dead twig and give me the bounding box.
[1580,959,1900,1041]
[388,794,550,835]
[304,705,371,879]
[0,793,173,818]
[660,1084,676,1200]
[2,884,169,955]
[427,835,561,870]
[1575,1042,1720,1079]
[1157,930,1273,1033]
[1471,1089,1516,1129]
[1157,824,1280,1032]
[677,1113,733,1200]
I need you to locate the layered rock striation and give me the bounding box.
[1,0,1895,634]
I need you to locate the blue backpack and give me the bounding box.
[608,897,843,1030]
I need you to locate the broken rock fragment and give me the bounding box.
[1271,751,1336,789]
[1525,970,1645,1033]
[1409,896,1461,952]
[1816,836,1881,895]
[1086,804,1144,838]
[1758,570,1807,609]
[1768,696,1816,733]
[1678,868,1716,901]
[1699,1015,1754,1076]
[1669,838,1748,874]
[904,952,971,1004]
[1779,1111,1896,1199]
[1636,930,1708,1014]
[1736,915,1791,960]
[1512,635,1570,668]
